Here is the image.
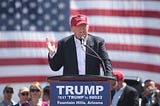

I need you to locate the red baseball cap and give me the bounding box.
[113,71,124,81]
[71,14,88,26]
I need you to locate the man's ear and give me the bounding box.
[70,26,74,32]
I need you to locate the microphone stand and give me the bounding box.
[80,37,107,76]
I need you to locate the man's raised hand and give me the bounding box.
[46,37,56,56]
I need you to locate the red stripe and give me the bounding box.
[106,44,160,54]
[89,26,160,36]
[0,41,46,48]
[71,9,160,18]
[0,58,48,65]
[113,61,160,73]
[0,58,159,73]
[0,41,160,54]
[0,76,48,84]
[0,41,58,48]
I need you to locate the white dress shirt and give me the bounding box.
[112,83,126,106]
[74,36,86,75]
[49,36,87,75]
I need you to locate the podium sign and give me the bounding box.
[50,81,110,106]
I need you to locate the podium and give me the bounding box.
[48,75,115,106]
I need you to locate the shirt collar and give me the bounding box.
[74,35,88,45]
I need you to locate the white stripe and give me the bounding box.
[1,32,160,47]
[114,68,160,84]
[0,66,159,85]
[0,65,63,77]
[1,67,159,84]
[0,31,71,41]
[92,32,160,47]
[0,48,48,58]
[0,48,160,66]
[108,51,160,66]
[88,16,160,29]
[71,0,160,11]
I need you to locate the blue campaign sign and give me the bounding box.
[50,81,110,106]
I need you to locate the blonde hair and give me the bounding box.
[29,82,43,97]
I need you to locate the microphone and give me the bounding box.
[80,30,85,45]
[80,36,85,45]
[79,36,108,76]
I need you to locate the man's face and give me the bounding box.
[113,80,123,90]
[144,81,155,88]
[4,89,13,100]
[19,92,29,103]
[71,24,89,39]
[144,81,156,95]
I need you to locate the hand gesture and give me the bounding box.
[45,37,56,56]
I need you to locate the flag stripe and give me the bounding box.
[88,16,160,29]
[0,58,159,73]
[113,61,160,73]
[71,9,160,18]
[0,76,48,84]
[0,65,61,77]
[89,26,160,36]
[0,58,48,65]
[0,41,160,54]
[0,41,46,48]
[0,49,160,65]
[0,49,159,66]
[1,32,160,47]
[107,44,160,54]
[71,0,160,11]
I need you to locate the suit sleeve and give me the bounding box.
[99,39,113,76]
[48,41,64,71]
[127,86,139,106]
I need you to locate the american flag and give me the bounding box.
[0,0,160,88]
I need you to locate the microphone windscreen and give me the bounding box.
[80,36,85,44]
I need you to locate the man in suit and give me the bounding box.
[46,14,113,76]
[14,87,29,106]
[141,79,160,106]
[111,71,139,106]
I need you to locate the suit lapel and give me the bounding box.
[118,86,126,104]
[70,36,79,74]
[86,35,94,74]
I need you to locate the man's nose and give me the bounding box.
[80,30,84,35]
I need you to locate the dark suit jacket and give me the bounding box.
[48,34,113,76]
[111,85,139,106]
